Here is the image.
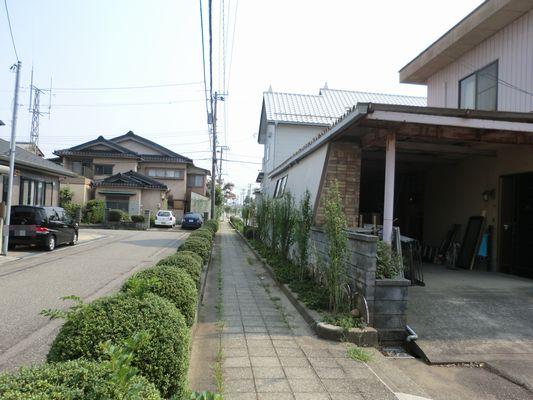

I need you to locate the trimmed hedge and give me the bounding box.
[0,359,161,400]
[131,215,145,223]
[178,237,211,264]
[189,228,213,243]
[108,209,129,222]
[123,266,197,326]
[204,219,219,233]
[157,253,203,286]
[47,293,189,399]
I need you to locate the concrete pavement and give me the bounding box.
[0,228,187,371]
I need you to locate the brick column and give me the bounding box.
[315,141,361,228]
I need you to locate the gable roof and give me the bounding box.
[0,139,76,177]
[400,0,533,84]
[54,135,139,158]
[94,170,168,189]
[110,131,192,161]
[262,88,426,126]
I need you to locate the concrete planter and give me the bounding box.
[373,278,409,343]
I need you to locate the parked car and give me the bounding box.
[181,212,203,230]
[8,206,79,251]
[154,210,176,227]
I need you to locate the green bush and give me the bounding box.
[108,209,130,222]
[229,216,243,231]
[175,250,203,268]
[47,293,190,399]
[157,253,203,286]
[130,215,145,223]
[178,237,211,264]
[376,240,402,279]
[0,359,161,400]
[63,203,81,221]
[123,266,197,326]
[189,228,213,243]
[204,219,219,233]
[150,214,156,227]
[83,199,105,224]
[243,226,256,239]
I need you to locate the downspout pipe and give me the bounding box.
[406,325,418,342]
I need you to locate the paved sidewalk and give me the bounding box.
[191,223,433,400]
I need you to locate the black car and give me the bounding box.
[9,206,79,251]
[181,212,203,230]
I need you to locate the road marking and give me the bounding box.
[395,394,433,400]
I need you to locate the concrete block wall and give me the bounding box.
[309,227,378,325]
[315,142,361,228]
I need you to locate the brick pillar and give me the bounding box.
[315,141,361,228]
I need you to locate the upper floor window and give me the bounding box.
[147,168,184,179]
[273,175,288,198]
[459,61,498,111]
[266,145,270,161]
[94,164,113,175]
[187,175,204,188]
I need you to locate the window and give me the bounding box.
[20,178,48,206]
[94,164,113,175]
[187,175,204,188]
[273,176,288,198]
[71,161,82,175]
[105,195,129,212]
[147,168,184,179]
[266,145,270,161]
[459,61,498,111]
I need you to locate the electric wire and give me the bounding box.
[3,0,19,60]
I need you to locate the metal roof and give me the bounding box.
[0,139,76,177]
[263,88,426,125]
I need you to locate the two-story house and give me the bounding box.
[54,131,209,219]
[259,0,533,278]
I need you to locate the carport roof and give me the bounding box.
[269,103,533,178]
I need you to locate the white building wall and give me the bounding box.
[427,9,533,112]
[274,124,325,170]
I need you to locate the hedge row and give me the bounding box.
[0,220,219,400]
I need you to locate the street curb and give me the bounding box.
[191,234,215,340]
[231,224,378,347]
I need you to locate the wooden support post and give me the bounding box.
[383,132,396,244]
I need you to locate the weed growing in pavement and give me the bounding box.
[211,243,224,395]
[213,346,224,394]
[246,256,255,266]
[347,346,372,363]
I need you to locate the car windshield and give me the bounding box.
[157,211,171,217]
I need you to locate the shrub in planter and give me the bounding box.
[123,266,197,326]
[376,240,402,279]
[108,209,130,222]
[130,215,145,223]
[47,293,189,399]
[158,252,203,286]
[189,228,213,243]
[178,237,211,263]
[243,225,256,239]
[0,359,161,400]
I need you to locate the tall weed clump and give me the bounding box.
[295,190,313,279]
[272,193,296,260]
[256,198,272,247]
[323,181,349,313]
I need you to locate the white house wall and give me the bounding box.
[427,9,533,112]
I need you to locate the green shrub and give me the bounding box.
[63,203,81,221]
[47,293,189,399]
[178,237,211,263]
[0,359,161,400]
[130,215,145,223]
[150,214,156,227]
[376,240,402,279]
[204,219,219,233]
[157,253,203,286]
[83,199,105,224]
[108,209,129,222]
[243,226,256,239]
[229,216,243,231]
[123,266,197,326]
[189,228,213,243]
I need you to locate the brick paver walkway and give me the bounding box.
[205,223,400,400]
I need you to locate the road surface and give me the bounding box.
[0,228,187,371]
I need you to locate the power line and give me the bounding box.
[48,81,203,91]
[3,0,19,60]
[42,99,203,108]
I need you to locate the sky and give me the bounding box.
[1,0,484,200]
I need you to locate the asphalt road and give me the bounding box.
[0,228,187,371]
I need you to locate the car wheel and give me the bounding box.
[45,235,56,251]
[69,233,78,246]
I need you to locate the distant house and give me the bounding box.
[256,87,426,197]
[54,131,209,218]
[0,139,75,207]
[258,0,533,278]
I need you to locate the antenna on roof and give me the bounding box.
[323,81,328,89]
[267,85,273,92]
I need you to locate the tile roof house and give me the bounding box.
[54,131,209,218]
[0,138,75,208]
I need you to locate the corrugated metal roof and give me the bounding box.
[263,88,426,125]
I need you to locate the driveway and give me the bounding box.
[0,228,187,371]
[407,264,533,391]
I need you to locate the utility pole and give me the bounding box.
[217,145,229,186]
[210,92,218,220]
[2,61,22,256]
